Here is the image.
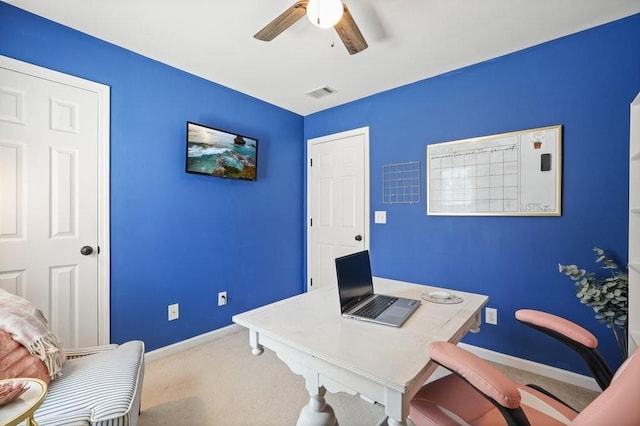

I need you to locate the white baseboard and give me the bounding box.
[144,325,600,392]
[144,323,243,362]
[459,342,601,392]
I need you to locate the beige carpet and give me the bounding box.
[139,328,387,425]
[139,329,598,425]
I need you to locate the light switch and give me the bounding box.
[374,211,387,224]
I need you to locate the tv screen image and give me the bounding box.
[186,121,258,181]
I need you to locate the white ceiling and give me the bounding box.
[6,0,640,116]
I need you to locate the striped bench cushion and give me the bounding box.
[33,340,145,426]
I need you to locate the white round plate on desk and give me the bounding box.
[421,290,463,304]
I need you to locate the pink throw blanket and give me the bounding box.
[0,289,64,380]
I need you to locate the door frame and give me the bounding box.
[1,55,111,344]
[306,126,370,291]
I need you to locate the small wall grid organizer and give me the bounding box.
[382,161,421,204]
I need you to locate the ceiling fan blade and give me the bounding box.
[334,3,368,55]
[254,1,309,41]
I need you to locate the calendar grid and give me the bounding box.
[426,125,562,216]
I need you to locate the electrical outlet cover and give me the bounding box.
[168,303,179,321]
[218,291,227,306]
[485,307,497,325]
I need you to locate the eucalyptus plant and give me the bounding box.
[558,247,628,359]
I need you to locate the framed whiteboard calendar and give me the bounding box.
[427,125,562,216]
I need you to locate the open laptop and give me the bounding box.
[335,250,421,327]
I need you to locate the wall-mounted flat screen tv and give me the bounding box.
[186,121,258,181]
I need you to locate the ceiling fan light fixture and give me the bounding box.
[306,0,344,29]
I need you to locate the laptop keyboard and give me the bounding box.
[353,295,398,319]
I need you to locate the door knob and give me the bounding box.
[80,246,94,256]
[355,235,363,241]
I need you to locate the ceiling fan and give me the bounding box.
[254,0,368,55]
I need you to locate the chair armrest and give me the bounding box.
[515,309,597,348]
[428,341,521,409]
[515,309,613,390]
[64,344,118,359]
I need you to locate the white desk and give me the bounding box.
[233,277,488,426]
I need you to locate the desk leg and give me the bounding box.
[385,387,407,426]
[249,330,264,355]
[297,385,337,426]
[279,357,336,426]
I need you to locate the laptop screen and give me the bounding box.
[335,250,375,313]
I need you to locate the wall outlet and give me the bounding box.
[218,291,227,306]
[168,303,179,321]
[485,307,497,325]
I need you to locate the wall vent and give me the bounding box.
[306,86,338,99]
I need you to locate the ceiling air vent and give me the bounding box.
[306,86,338,99]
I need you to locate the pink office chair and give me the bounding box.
[409,341,640,426]
[515,309,613,390]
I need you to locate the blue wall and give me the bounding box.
[305,14,640,374]
[3,1,640,374]
[0,2,305,351]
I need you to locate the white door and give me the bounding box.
[307,127,369,291]
[0,56,110,347]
